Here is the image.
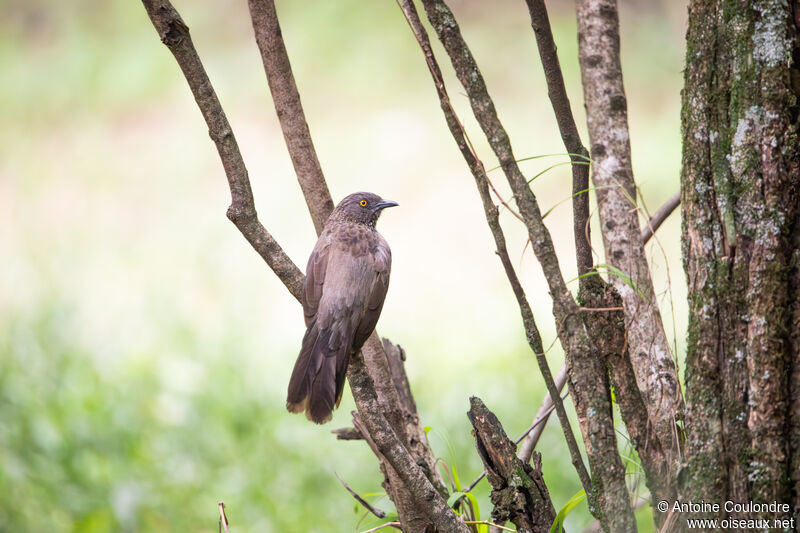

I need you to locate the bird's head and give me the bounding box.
[332,192,398,228]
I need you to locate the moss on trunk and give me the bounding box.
[681,0,800,527]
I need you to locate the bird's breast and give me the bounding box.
[330,223,378,257]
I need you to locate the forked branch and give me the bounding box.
[247,0,334,233]
[414,0,636,529]
[396,0,591,495]
[141,0,304,299]
[142,1,463,530]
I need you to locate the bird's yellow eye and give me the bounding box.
[359,199,368,207]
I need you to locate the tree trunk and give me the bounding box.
[681,0,799,528]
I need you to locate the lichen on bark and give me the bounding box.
[681,0,800,524]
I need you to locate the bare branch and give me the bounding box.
[217,502,229,533]
[575,0,682,454]
[396,0,591,495]
[640,191,680,243]
[247,0,334,234]
[518,363,568,462]
[332,427,363,440]
[141,0,304,300]
[359,522,402,533]
[524,0,592,278]
[336,473,387,519]
[142,3,458,530]
[416,1,636,528]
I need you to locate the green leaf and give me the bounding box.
[595,263,646,300]
[542,186,592,219]
[526,160,590,185]
[451,464,462,492]
[447,492,481,522]
[550,489,587,533]
[447,491,466,508]
[487,152,591,173]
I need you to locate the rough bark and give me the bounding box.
[418,2,635,530]
[468,397,558,533]
[576,0,683,468]
[681,0,800,528]
[247,0,334,234]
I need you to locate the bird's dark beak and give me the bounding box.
[374,199,399,211]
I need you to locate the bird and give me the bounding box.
[286,192,398,424]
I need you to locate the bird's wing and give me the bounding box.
[302,233,331,327]
[353,240,392,351]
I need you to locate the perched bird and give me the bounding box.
[286,192,398,424]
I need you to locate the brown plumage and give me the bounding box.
[286,192,398,424]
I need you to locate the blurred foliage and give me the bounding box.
[1,0,683,531]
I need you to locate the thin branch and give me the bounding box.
[464,521,516,532]
[518,363,568,462]
[247,0,334,234]
[524,0,592,278]
[141,0,304,300]
[217,502,229,533]
[396,0,591,495]
[332,427,363,440]
[359,521,402,533]
[419,0,576,319]
[336,472,387,519]
[640,191,681,243]
[575,0,683,455]
[417,1,636,529]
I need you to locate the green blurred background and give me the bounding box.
[0,0,686,531]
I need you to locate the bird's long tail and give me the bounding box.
[286,322,351,424]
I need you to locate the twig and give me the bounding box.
[518,363,568,462]
[396,0,591,495]
[335,472,386,519]
[218,502,229,533]
[640,191,680,243]
[331,427,363,440]
[359,522,402,533]
[463,521,516,532]
[247,0,334,234]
